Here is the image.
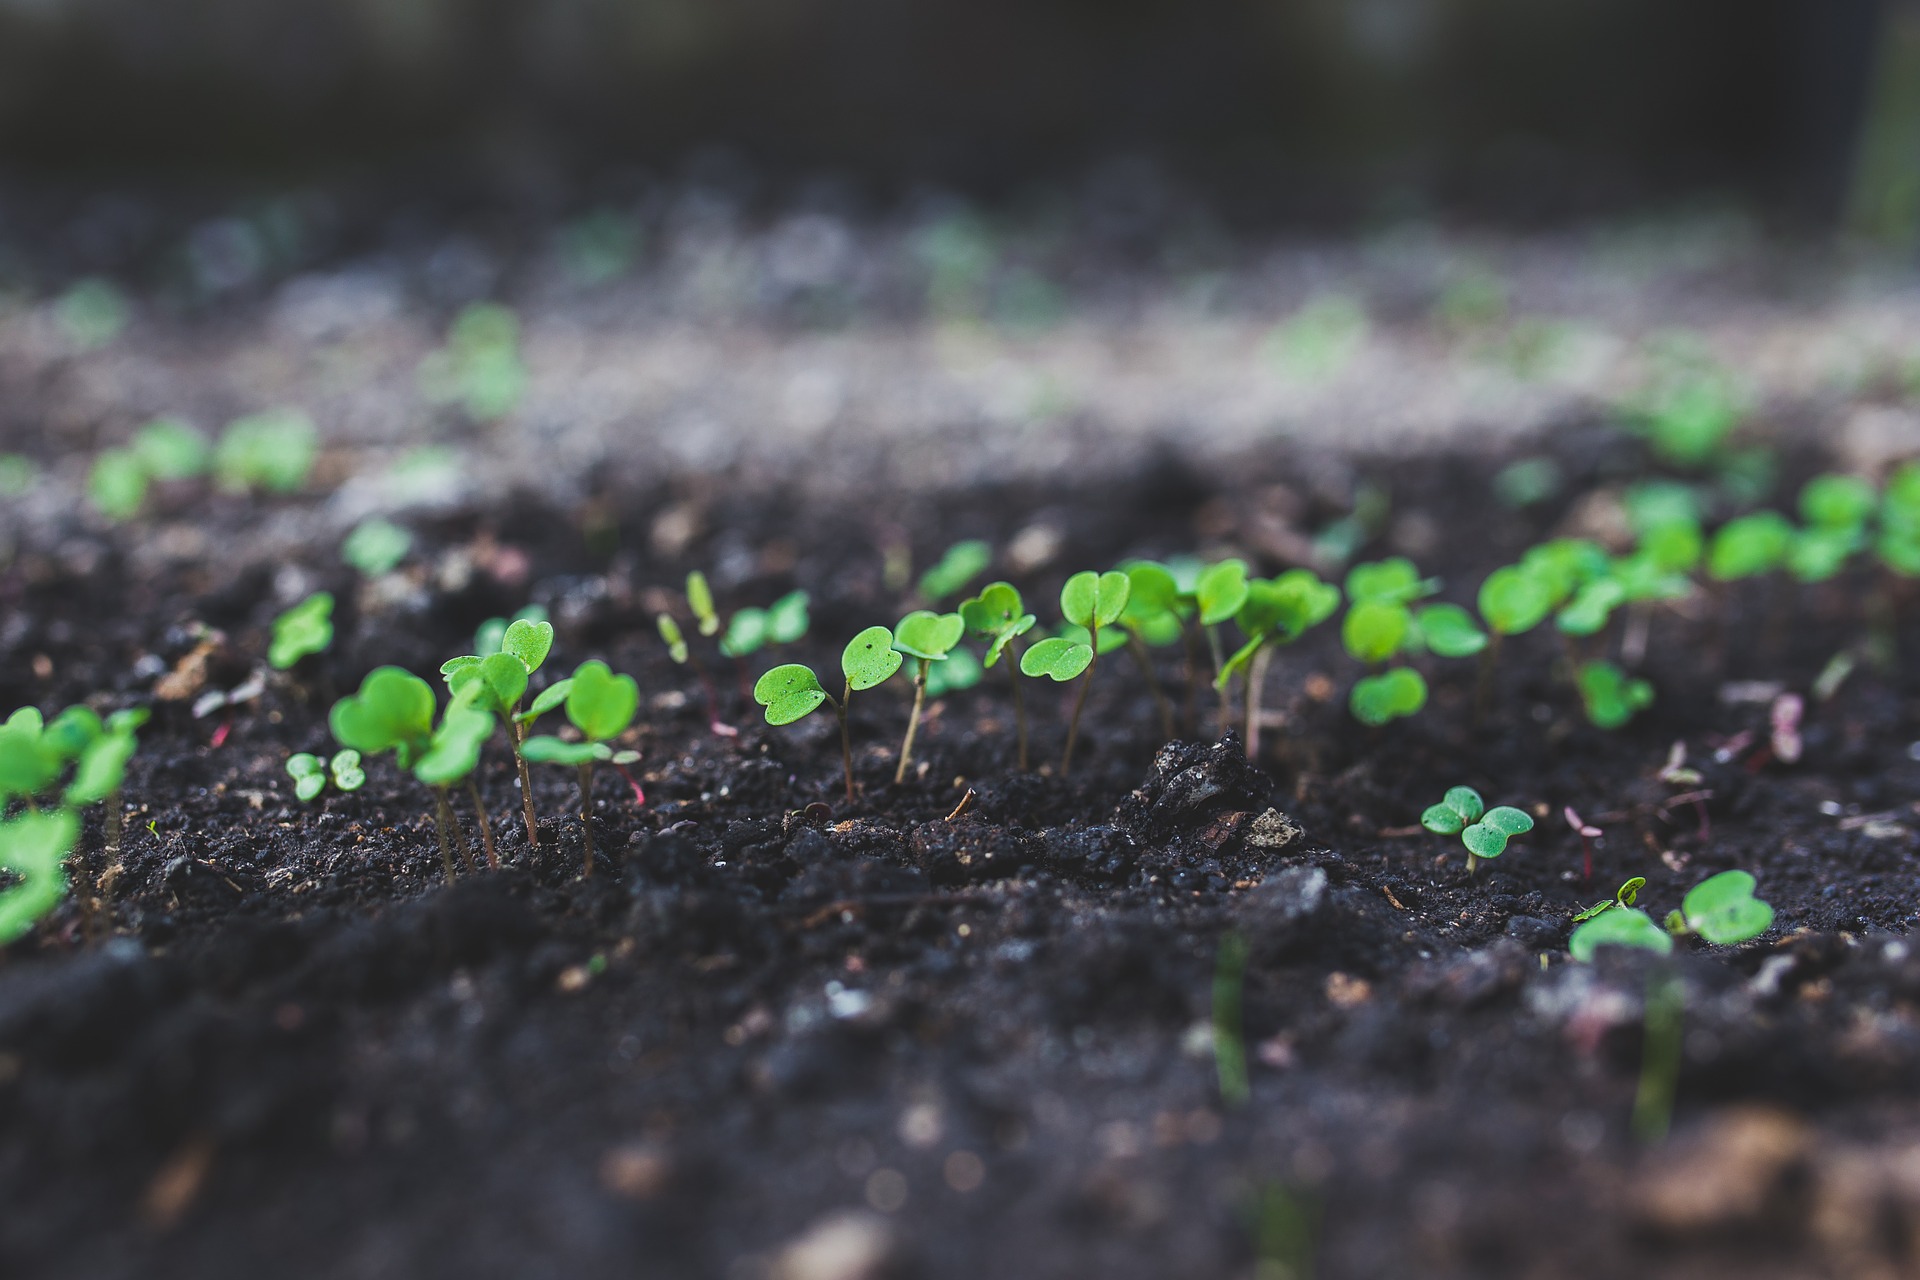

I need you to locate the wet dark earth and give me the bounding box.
[6,431,1920,1280]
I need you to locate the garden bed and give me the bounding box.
[5,417,1920,1280]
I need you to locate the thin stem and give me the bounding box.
[1207,623,1231,737]
[1181,621,1199,739]
[895,659,929,785]
[431,788,458,881]
[1062,628,1099,776]
[1242,645,1272,761]
[466,779,498,870]
[835,685,854,805]
[1127,633,1175,740]
[444,790,477,873]
[1474,632,1504,725]
[513,713,540,848]
[577,763,596,878]
[1006,642,1030,772]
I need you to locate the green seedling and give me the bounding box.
[1631,364,1743,466]
[1577,660,1654,730]
[891,610,966,782]
[132,418,211,481]
[1421,785,1534,873]
[444,616,556,848]
[1787,473,1874,584]
[1412,603,1488,657]
[1032,571,1129,775]
[961,582,1038,768]
[269,592,334,670]
[1473,562,1556,717]
[755,626,904,802]
[1664,869,1774,944]
[474,604,549,657]
[413,688,499,874]
[918,540,992,602]
[0,809,78,945]
[521,660,641,877]
[343,518,412,576]
[1573,875,1647,924]
[687,572,720,636]
[1706,511,1793,582]
[331,666,490,878]
[657,614,689,664]
[88,450,148,521]
[419,303,526,421]
[719,590,810,658]
[1192,559,1252,730]
[1109,561,1185,739]
[56,277,128,349]
[1217,570,1340,752]
[285,750,365,802]
[1350,667,1428,727]
[1568,902,1673,961]
[214,410,317,494]
[1878,463,1920,576]
[925,647,982,697]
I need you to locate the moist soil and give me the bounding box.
[5,427,1920,1280]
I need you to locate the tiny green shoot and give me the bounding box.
[961,582,1038,768]
[1420,785,1533,873]
[1664,870,1774,944]
[918,540,992,602]
[1041,571,1129,774]
[891,611,966,782]
[343,518,413,576]
[270,592,334,670]
[521,660,641,877]
[754,626,903,802]
[214,410,317,494]
[1576,660,1654,730]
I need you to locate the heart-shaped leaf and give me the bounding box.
[1568,907,1673,963]
[502,618,554,672]
[1680,870,1774,944]
[1020,637,1093,682]
[565,660,639,742]
[1121,561,1181,620]
[1414,603,1488,657]
[755,664,828,725]
[0,808,78,944]
[719,608,769,659]
[1342,599,1412,664]
[413,700,494,786]
[1480,806,1534,837]
[1061,570,1131,630]
[1343,557,1436,605]
[451,651,529,718]
[767,590,811,645]
[894,610,964,661]
[1477,565,1553,636]
[841,628,903,691]
[1442,787,1485,824]
[287,753,325,801]
[1195,560,1250,626]
[1577,660,1654,730]
[1349,668,1427,726]
[1461,823,1512,859]
[329,666,436,764]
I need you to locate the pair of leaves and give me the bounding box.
[720,591,811,658]
[755,627,906,726]
[1577,661,1654,730]
[330,667,437,767]
[1570,871,1773,961]
[269,592,334,670]
[342,518,412,577]
[1568,907,1674,962]
[960,582,1037,668]
[894,610,965,661]
[1061,571,1131,632]
[0,809,78,945]
[1707,512,1794,581]
[1572,876,1648,923]
[1350,668,1427,726]
[1477,565,1554,636]
[1420,785,1534,858]
[520,661,641,765]
[287,749,366,801]
[919,540,992,602]
[1344,557,1438,606]
[1217,570,1342,688]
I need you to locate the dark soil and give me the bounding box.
[6,428,1920,1280]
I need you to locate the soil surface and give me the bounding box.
[6,410,1920,1280]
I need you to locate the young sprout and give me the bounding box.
[687,571,721,636]
[133,417,211,481]
[891,611,966,782]
[961,582,1038,768]
[1568,900,1673,963]
[269,592,334,670]
[418,303,527,421]
[1788,473,1874,584]
[1474,562,1556,717]
[1564,806,1603,883]
[1420,785,1534,874]
[88,449,149,521]
[1577,661,1654,729]
[720,590,811,658]
[413,689,500,872]
[52,705,147,880]
[1113,561,1186,738]
[657,614,689,664]
[285,750,366,802]
[214,410,317,494]
[1350,668,1428,726]
[1340,559,1435,728]
[754,626,903,803]
[331,666,480,879]
[1032,571,1130,775]
[1217,570,1340,753]
[1631,362,1743,467]
[1706,511,1793,582]
[1572,875,1646,924]
[343,517,413,577]
[1193,559,1251,731]
[1664,870,1773,944]
[0,809,78,945]
[520,660,641,877]
[918,539,992,603]
[473,604,549,658]
[443,616,558,848]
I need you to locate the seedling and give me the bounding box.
[1630,362,1743,466]
[1216,569,1340,752]
[687,572,720,636]
[754,626,903,802]
[1664,870,1773,944]
[285,750,366,802]
[414,689,499,873]
[891,610,966,782]
[342,518,412,576]
[214,410,317,494]
[443,616,557,847]
[1706,511,1793,582]
[924,647,983,697]
[1193,559,1251,730]
[521,660,641,876]
[960,582,1037,768]
[1114,562,1185,739]
[1878,462,1920,575]
[1577,660,1654,730]
[1474,561,1556,717]
[269,592,334,670]
[1788,473,1874,584]
[1568,903,1673,962]
[1027,571,1129,775]
[1420,786,1534,873]
[419,303,526,421]
[0,809,78,945]
[133,418,211,481]
[88,450,149,521]
[331,667,454,874]
[1350,667,1428,726]
[720,590,811,658]
[918,540,992,602]
[1572,875,1645,923]
[1564,807,1604,882]
[473,605,549,658]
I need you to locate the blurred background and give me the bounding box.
[0,0,1910,229]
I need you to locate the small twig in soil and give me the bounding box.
[944,788,976,822]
